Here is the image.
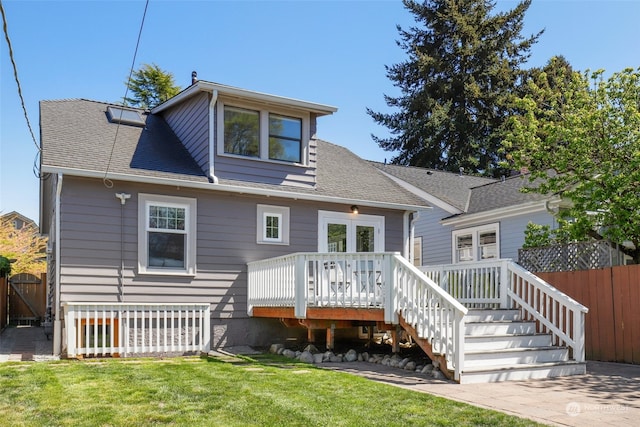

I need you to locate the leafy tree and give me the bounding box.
[0,256,11,277]
[503,67,640,262]
[368,0,542,177]
[124,63,181,109]
[0,218,47,275]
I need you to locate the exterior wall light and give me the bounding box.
[351,205,359,214]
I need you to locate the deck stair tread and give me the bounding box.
[464,345,567,355]
[462,360,585,373]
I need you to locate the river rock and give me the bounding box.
[344,349,358,362]
[269,344,284,354]
[299,350,314,364]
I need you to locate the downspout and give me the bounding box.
[208,90,219,184]
[53,173,63,356]
[403,210,418,260]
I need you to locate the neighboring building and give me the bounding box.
[39,80,429,355]
[371,162,557,265]
[1,211,37,231]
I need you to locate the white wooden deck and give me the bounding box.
[248,254,588,383]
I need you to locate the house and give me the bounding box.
[39,79,587,383]
[371,162,557,265]
[39,79,429,358]
[1,211,38,231]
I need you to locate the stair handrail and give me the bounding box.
[506,260,589,362]
[390,254,468,380]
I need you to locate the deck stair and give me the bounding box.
[458,309,586,384]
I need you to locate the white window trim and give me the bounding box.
[451,222,500,263]
[317,210,385,253]
[257,204,290,245]
[216,98,310,166]
[138,194,197,276]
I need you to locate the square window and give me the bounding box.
[224,106,259,157]
[257,205,289,245]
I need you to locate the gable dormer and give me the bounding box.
[152,80,337,189]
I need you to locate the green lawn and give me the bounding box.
[0,354,541,426]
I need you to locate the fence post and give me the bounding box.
[64,304,76,357]
[500,260,510,309]
[0,277,7,330]
[294,255,307,319]
[384,254,398,324]
[202,305,211,353]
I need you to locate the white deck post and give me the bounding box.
[384,254,398,324]
[500,259,510,309]
[574,310,586,362]
[294,254,307,319]
[453,311,465,381]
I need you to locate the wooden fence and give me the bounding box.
[537,265,640,364]
[0,277,7,330]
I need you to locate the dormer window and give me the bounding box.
[218,99,309,165]
[269,114,302,163]
[224,106,259,157]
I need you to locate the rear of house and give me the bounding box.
[39,80,428,357]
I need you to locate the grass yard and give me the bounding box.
[0,354,541,427]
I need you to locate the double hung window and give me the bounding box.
[452,223,499,263]
[138,194,197,275]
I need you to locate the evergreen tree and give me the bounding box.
[368,0,542,177]
[124,63,181,109]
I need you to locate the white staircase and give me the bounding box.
[459,309,586,384]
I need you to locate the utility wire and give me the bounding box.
[103,0,150,188]
[1,0,42,179]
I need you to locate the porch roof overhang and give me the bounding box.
[42,166,429,212]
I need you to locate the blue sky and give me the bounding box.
[1,0,639,225]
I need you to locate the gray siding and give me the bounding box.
[415,206,455,266]
[214,139,317,188]
[58,176,405,346]
[499,210,557,260]
[162,92,209,174]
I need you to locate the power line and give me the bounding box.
[0,0,40,154]
[103,0,150,188]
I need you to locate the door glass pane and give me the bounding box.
[356,225,375,252]
[327,223,347,252]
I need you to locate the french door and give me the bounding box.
[318,211,385,253]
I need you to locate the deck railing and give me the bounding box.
[248,252,468,380]
[422,259,589,362]
[63,303,211,358]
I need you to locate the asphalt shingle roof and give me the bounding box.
[370,162,496,211]
[465,175,549,214]
[40,99,427,208]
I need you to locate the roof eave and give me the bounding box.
[42,164,427,212]
[152,81,338,116]
[441,200,552,227]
